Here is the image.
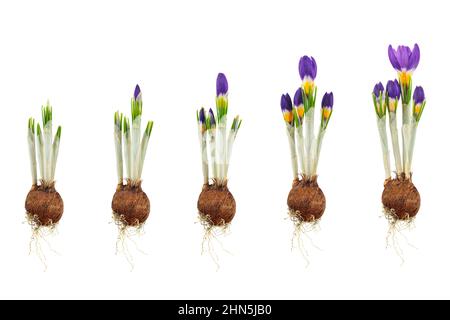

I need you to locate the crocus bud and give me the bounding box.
[293,87,305,122]
[280,93,293,125]
[321,92,333,129]
[208,108,216,129]
[216,73,228,96]
[372,82,386,118]
[215,73,229,123]
[131,84,143,120]
[299,56,317,96]
[199,107,206,125]
[413,86,426,122]
[134,84,142,102]
[386,79,401,112]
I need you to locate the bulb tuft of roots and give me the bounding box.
[286,176,325,266]
[382,175,420,263]
[197,182,235,269]
[111,181,150,270]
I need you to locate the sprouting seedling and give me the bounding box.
[112,84,153,227]
[25,101,64,268]
[280,56,334,261]
[26,101,63,226]
[112,85,153,268]
[373,44,426,256]
[196,73,241,265]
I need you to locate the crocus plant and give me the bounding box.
[26,101,63,228]
[281,56,334,226]
[197,73,241,230]
[112,85,153,228]
[373,44,426,225]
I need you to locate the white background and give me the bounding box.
[0,0,448,300]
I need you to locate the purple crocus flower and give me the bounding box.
[373,82,384,99]
[293,87,305,120]
[280,93,293,124]
[413,86,425,105]
[216,73,228,96]
[386,79,401,112]
[388,44,420,86]
[321,92,333,128]
[198,108,206,124]
[372,82,386,117]
[386,79,401,100]
[413,86,426,121]
[208,108,216,127]
[321,92,333,110]
[134,84,142,101]
[293,88,304,106]
[299,56,317,80]
[299,56,317,96]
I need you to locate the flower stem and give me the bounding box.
[388,111,403,174]
[286,125,298,180]
[198,124,209,185]
[377,116,391,180]
[27,119,37,185]
[402,102,411,174]
[312,129,325,176]
[295,124,306,176]
[304,108,315,178]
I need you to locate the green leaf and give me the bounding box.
[28,117,35,133]
[123,116,130,134]
[36,123,42,137]
[145,121,154,136]
[56,126,62,139]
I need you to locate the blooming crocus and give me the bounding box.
[299,56,317,96]
[293,87,305,123]
[413,86,426,121]
[386,79,401,113]
[388,44,420,87]
[372,82,386,117]
[280,93,293,125]
[134,84,142,102]
[321,92,333,129]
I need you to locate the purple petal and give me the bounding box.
[388,45,401,71]
[396,45,412,70]
[208,108,216,126]
[280,93,292,112]
[199,108,206,124]
[293,88,303,106]
[134,84,141,100]
[413,86,425,104]
[299,56,317,80]
[216,73,228,96]
[321,92,334,109]
[386,79,401,99]
[311,57,317,79]
[372,82,384,98]
[408,43,420,70]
